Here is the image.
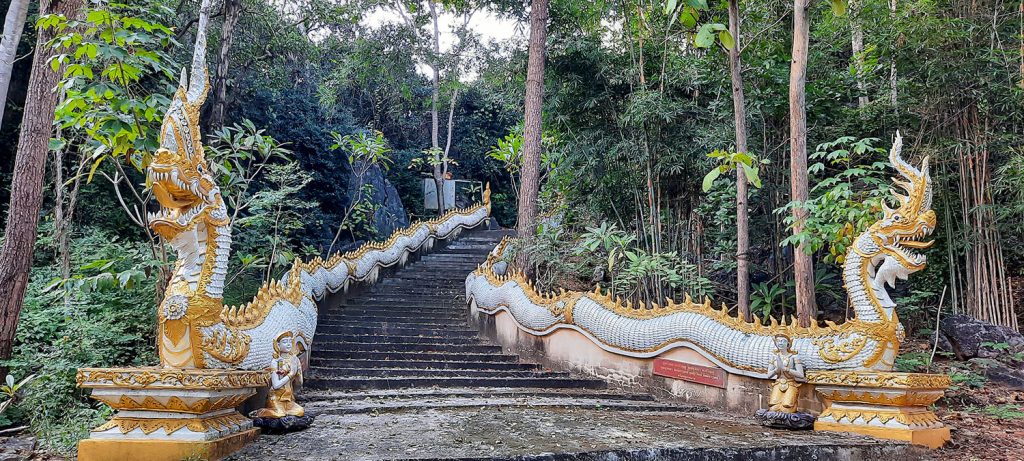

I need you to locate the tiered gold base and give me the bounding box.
[814,420,950,449]
[809,371,952,449]
[78,427,260,461]
[76,367,268,461]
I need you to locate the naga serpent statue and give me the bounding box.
[467,134,934,377]
[147,0,491,370]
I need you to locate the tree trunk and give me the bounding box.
[0,0,30,126]
[0,0,85,361]
[428,1,444,214]
[210,0,241,129]
[851,0,868,108]
[517,0,549,269]
[889,0,898,104]
[789,0,816,327]
[54,149,86,288]
[727,0,751,322]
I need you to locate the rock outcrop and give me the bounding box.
[348,162,409,238]
[939,314,1024,360]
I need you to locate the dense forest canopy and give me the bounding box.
[0,0,1021,454]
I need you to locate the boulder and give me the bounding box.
[934,331,954,355]
[968,358,1024,391]
[939,314,1024,360]
[0,436,35,461]
[347,162,409,238]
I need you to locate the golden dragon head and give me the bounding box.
[856,132,936,310]
[147,2,227,240]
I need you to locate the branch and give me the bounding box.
[740,12,789,55]
[102,171,146,228]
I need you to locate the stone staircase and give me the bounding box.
[303,229,691,415]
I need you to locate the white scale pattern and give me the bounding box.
[467,262,887,379]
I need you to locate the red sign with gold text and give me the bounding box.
[652,358,727,388]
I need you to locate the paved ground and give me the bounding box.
[227,406,922,460]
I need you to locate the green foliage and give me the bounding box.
[0,373,37,420]
[332,130,393,172]
[4,0,1024,451]
[46,0,179,177]
[750,281,789,321]
[207,119,294,219]
[576,222,636,278]
[949,369,988,391]
[8,230,159,453]
[894,351,931,372]
[779,137,892,264]
[978,404,1024,420]
[617,248,712,301]
[328,130,395,247]
[665,0,732,50]
[233,162,317,287]
[487,131,523,175]
[409,146,458,171]
[702,150,769,192]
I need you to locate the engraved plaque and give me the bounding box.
[653,358,727,389]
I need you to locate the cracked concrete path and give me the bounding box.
[227,406,924,460]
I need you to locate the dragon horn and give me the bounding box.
[185,0,212,106]
[888,131,920,182]
[888,131,931,211]
[920,155,933,211]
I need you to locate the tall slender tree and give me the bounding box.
[427,0,445,213]
[726,0,752,321]
[517,0,549,257]
[393,0,473,214]
[850,0,868,108]
[0,0,85,361]
[789,0,816,327]
[210,0,242,129]
[0,0,30,126]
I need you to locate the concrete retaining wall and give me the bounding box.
[469,306,822,414]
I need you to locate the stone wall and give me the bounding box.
[469,306,822,414]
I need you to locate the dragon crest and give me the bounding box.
[851,133,936,320]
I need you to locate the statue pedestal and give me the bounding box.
[809,371,951,448]
[76,367,268,461]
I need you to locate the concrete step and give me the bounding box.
[300,387,657,403]
[313,351,520,362]
[309,367,571,379]
[318,313,465,324]
[304,395,705,416]
[396,264,482,272]
[306,376,608,391]
[399,266,481,273]
[333,302,463,311]
[315,319,464,329]
[314,334,483,345]
[362,286,463,295]
[315,325,479,337]
[327,308,464,318]
[314,342,503,353]
[341,295,465,304]
[433,248,496,255]
[308,358,541,371]
[418,256,489,263]
[317,313,465,323]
